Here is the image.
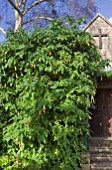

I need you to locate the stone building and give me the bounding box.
[84,13,112,61]
[82,14,112,170]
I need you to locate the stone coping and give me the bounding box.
[89,137,112,141]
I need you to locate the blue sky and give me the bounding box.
[95,0,112,22]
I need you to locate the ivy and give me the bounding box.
[0,17,108,169]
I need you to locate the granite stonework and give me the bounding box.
[84,14,112,61]
[83,14,112,170]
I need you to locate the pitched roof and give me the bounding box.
[84,13,112,31]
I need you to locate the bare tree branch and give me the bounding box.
[22,0,27,12]
[0,27,6,35]
[0,0,97,35]
[18,0,23,7]
[15,0,19,6]
[23,0,46,15]
[8,0,22,15]
[22,16,53,26]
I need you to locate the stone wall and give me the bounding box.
[85,14,112,61]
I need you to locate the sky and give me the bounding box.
[95,0,112,22]
[0,0,112,42]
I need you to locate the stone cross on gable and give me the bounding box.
[93,29,108,49]
[84,13,112,61]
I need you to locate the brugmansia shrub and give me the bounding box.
[0,18,107,170]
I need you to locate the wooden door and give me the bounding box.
[90,89,112,137]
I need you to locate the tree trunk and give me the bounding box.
[15,10,23,30]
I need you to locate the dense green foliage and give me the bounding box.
[0,18,108,170]
[106,70,112,77]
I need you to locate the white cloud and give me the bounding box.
[109,17,112,23]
